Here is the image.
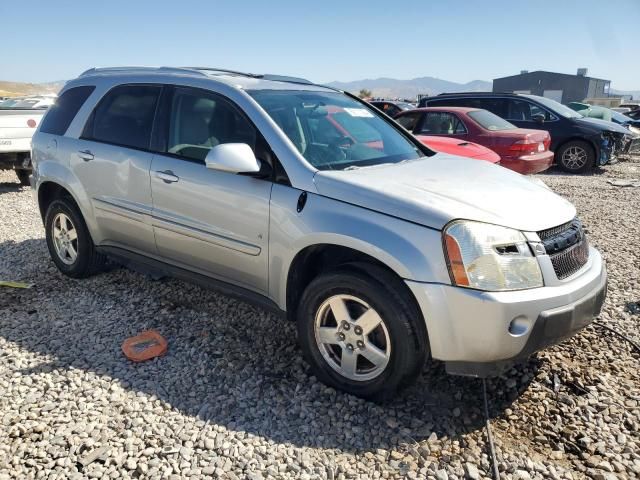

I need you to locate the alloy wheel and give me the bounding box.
[314,294,391,381]
[562,146,588,170]
[52,213,78,265]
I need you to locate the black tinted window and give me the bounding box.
[84,85,161,150]
[504,99,554,121]
[39,86,95,135]
[427,97,508,117]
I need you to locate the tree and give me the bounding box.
[358,88,372,99]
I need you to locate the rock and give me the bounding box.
[435,469,448,480]
[464,462,480,479]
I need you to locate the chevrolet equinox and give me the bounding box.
[31,67,607,400]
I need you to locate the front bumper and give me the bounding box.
[406,246,606,377]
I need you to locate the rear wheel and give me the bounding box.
[557,140,595,173]
[15,169,30,186]
[45,198,106,278]
[297,267,428,401]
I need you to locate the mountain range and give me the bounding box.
[326,77,492,99]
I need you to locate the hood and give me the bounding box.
[576,116,631,135]
[313,154,576,232]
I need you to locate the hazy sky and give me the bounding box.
[2,0,639,90]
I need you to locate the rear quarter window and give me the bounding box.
[82,85,161,150]
[39,86,96,135]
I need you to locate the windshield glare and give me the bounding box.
[248,90,423,170]
[525,94,583,119]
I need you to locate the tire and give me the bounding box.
[44,197,106,278]
[556,140,595,173]
[297,266,428,401]
[15,169,30,186]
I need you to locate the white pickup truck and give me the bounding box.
[0,96,54,185]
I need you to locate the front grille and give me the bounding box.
[549,238,590,279]
[538,218,589,279]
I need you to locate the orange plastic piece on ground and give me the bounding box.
[122,330,168,362]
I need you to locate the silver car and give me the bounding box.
[31,67,607,400]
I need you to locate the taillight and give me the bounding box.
[508,137,545,156]
[27,119,36,128]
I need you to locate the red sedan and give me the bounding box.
[395,107,554,174]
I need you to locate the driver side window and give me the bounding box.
[167,88,256,162]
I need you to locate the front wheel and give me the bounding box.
[557,140,595,173]
[297,267,428,401]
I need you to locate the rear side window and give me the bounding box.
[418,112,467,135]
[83,85,161,150]
[39,86,95,135]
[396,112,421,131]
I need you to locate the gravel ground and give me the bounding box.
[1,157,639,480]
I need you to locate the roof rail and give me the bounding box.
[185,67,313,85]
[78,66,315,86]
[436,91,515,96]
[185,67,261,78]
[78,66,207,77]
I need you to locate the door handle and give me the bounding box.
[78,150,94,161]
[155,170,179,184]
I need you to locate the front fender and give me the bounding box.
[269,184,450,309]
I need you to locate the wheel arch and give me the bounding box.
[554,136,599,160]
[284,243,424,327]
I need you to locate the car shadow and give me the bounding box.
[0,179,27,194]
[0,237,538,453]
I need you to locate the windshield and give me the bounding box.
[524,94,583,119]
[468,109,516,131]
[249,90,423,170]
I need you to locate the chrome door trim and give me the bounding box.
[151,211,261,256]
[93,197,153,224]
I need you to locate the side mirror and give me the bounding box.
[531,113,545,124]
[205,143,261,174]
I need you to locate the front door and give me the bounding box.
[149,86,272,294]
[72,84,161,254]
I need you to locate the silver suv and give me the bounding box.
[31,67,607,400]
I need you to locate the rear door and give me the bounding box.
[149,86,272,294]
[73,84,161,253]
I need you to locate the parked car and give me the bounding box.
[419,93,638,173]
[370,100,415,117]
[31,67,607,400]
[568,102,640,135]
[395,107,553,174]
[319,105,499,164]
[0,96,53,184]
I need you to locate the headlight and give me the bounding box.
[443,221,543,291]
